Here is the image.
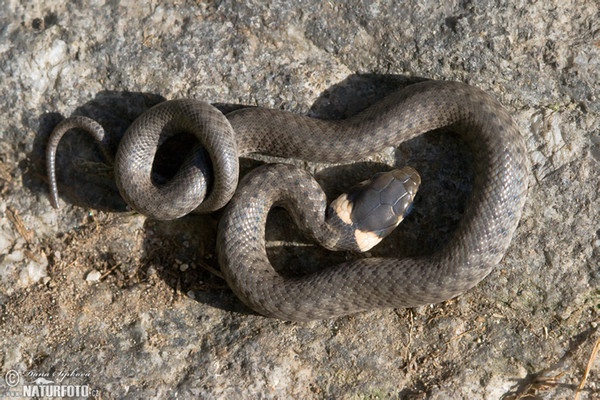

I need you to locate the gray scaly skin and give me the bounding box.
[47,80,530,321]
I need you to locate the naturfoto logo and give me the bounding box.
[2,369,98,398]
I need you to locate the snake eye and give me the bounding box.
[344,167,420,250]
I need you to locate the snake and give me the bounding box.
[47,80,529,321]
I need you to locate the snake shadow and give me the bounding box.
[27,74,473,317]
[28,91,167,211]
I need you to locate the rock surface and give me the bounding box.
[1,1,599,399]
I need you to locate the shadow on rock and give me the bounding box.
[27,91,167,212]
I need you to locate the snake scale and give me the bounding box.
[47,80,529,321]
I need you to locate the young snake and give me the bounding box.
[47,80,530,321]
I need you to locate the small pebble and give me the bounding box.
[179,263,189,271]
[86,270,101,282]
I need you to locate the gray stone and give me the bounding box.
[1,1,598,398]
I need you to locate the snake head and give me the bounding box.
[328,166,421,252]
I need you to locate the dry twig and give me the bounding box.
[574,336,600,400]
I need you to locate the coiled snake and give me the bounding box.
[47,80,529,321]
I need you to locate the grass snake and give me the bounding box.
[47,80,529,321]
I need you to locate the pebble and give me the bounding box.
[86,270,102,282]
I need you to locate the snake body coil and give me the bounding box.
[47,80,529,321]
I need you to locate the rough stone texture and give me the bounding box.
[1,1,599,399]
